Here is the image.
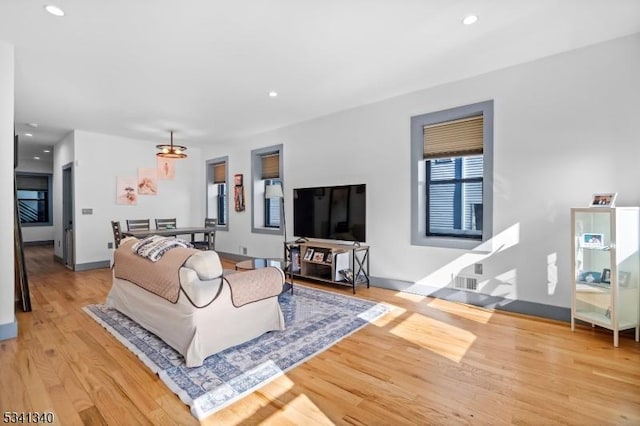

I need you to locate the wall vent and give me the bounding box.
[454,275,478,291]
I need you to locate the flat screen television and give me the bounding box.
[293,184,366,242]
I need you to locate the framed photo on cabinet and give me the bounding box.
[590,192,617,208]
[580,233,604,248]
[303,248,314,261]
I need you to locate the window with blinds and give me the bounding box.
[411,101,493,247]
[213,163,226,183]
[206,157,229,229]
[16,173,52,225]
[423,114,483,239]
[423,115,483,159]
[261,153,280,179]
[251,144,284,234]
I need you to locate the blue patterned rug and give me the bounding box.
[83,285,389,419]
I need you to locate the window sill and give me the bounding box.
[251,226,283,236]
[411,235,490,252]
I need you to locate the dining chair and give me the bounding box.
[192,218,217,250]
[155,218,177,229]
[126,219,150,231]
[111,220,123,248]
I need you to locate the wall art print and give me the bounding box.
[138,168,158,195]
[157,157,175,180]
[234,173,245,212]
[116,176,138,205]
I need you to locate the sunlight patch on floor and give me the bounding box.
[394,291,427,302]
[371,304,404,327]
[389,312,476,363]
[251,376,334,426]
[426,298,494,324]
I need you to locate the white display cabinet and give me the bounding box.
[571,207,640,346]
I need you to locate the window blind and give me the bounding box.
[423,115,483,159]
[213,163,226,183]
[261,153,280,179]
[16,174,48,191]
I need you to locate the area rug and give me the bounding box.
[83,285,389,419]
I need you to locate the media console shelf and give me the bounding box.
[284,240,370,294]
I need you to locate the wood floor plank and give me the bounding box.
[1,245,638,425]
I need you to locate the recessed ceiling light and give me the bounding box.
[34,156,41,160]
[43,150,51,153]
[24,133,33,137]
[462,14,479,25]
[44,5,65,17]
[268,91,278,98]
[27,122,39,128]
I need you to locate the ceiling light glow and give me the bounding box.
[27,123,39,128]
[25,133,33,137]
[462,14,479,25]
[34,156,41,160]
[268,91,278,98]
[43,150,51,153]
[44,5,65,17]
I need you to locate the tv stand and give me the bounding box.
[284,240,370,294]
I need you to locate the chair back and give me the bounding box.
[111,221,123,248]
[126,219,150,231]
[155,218,177,229]
[192,218,218,250]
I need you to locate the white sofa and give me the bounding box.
[107,242,285,367]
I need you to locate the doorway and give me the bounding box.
[62,163,74,269]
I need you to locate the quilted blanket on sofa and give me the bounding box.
[114,238,199,303]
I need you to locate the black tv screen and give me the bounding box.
[293,184,366,242]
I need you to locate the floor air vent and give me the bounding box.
[454,275,478,291]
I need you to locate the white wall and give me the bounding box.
[16,154,55,243]
[203,33,640,309]
[0,41,15,330]
[72,130,204,265]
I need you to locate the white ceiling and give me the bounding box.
[2,0,640,156]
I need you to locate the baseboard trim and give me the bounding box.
[54,255,63,264]
[216,251,252,262]
[23,240,54,246]
[371,276,570,322]
[74,260,111,271]
[0,318,18,341]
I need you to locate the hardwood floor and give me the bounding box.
[2,245,639,425]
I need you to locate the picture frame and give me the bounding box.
[234,173,243,186]
[601,268,611,284]
[303,248,314,261]
[578,270,602,284]
[590,192,617,208]
[312,252,325,262]
[580,233,604,248]
[324,252,333,263]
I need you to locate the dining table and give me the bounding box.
[122,226,216,250]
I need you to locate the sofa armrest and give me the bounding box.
[223,267,284,307]
[183,250,223,279]
[179,268,224,307]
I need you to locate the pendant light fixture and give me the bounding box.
[156,131,187,159]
